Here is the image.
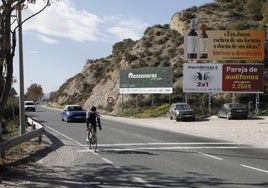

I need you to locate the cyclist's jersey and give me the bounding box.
[87,111,97,125]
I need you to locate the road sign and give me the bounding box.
[107,96,114,104]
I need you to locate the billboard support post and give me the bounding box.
[255,94,259,114]
[121,94,124,112]
[232,93,236,104]
[136,95,138,109]
[208,93,211,115]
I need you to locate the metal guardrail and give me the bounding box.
[0,117,44,159]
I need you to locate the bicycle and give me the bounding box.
[87,128,97,152]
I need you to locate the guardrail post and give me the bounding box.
[38,135,42,144]
[32,121,36,131]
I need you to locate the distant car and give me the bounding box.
[217,103,248,120]
[61,105,86,122]
[169,103,195,121]
[24,101,36,111]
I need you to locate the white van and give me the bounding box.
[24,101,36,111]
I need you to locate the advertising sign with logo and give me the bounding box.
[184,27,265,61]
[120,67,173,94]
[183,64,222,93]
[183,63,264,93]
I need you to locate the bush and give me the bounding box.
[3,97,19,120]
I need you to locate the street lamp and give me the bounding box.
[17,6,26,135]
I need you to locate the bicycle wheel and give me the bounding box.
[91,132,97,152]
[88,132,91,148]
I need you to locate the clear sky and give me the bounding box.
[13,0,214,94]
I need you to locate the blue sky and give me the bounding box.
[13,0,214,94]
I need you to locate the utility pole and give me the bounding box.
[18,6,26,135]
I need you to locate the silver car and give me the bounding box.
[169,103,195,121]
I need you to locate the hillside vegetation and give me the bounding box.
[49,0,268,117]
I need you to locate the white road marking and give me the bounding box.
[45,124,99,155]
[44,124,83,146]
[133,177,147,183]
[100,146,245,152]
[44,123,268,184]
[77,142,246,153]
[199,152,223,160]
[102,157,114,164]
[133,177,153,187]
[241,164,268,174]
[98,142,237,147]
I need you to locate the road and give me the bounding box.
[3,105,268,187]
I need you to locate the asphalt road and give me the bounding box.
[3,105,268,188]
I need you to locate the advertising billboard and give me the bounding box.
[183,64,222,93]
[222,64,264,93]
[183,63,263,93]
[120,67,173,94]
[185,28,265,61]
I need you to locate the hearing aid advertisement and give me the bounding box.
[222,64,263,93]
[183,63,263,93]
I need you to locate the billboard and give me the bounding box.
[183,63,263,93]
[185,29,265,61]
[183,64,222,93]
[222,64,264,93]
[120,67,173,94]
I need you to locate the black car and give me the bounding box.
[217,103,248,120]
[169,103,195,121]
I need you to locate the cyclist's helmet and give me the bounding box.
[91,106,96,111]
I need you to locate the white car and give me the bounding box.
[24,101,36,111]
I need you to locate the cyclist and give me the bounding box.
[86,106,101,141]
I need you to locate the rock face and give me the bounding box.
[170,13,187,35]
[49,2,267,114]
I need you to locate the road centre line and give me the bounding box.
[241,164,268,174]
[199,152,223,160]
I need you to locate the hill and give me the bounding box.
[49,1,268,116]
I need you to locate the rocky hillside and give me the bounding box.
[49,1,268,115]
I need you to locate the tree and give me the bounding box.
[25,83,44,102]
[0,0,50,122]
